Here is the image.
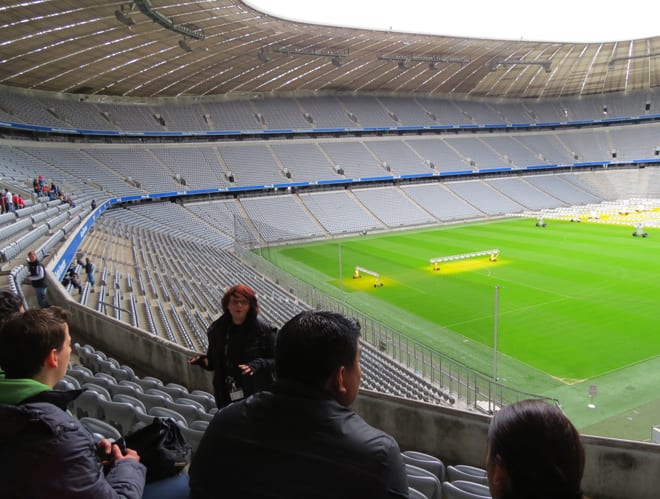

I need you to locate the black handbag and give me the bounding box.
[124,417,192,482]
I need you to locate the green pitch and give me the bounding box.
[261,218,660,439]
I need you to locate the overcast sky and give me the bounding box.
[245,0,659,43]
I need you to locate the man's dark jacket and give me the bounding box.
[189,379,409,499]
[0,385,146,499]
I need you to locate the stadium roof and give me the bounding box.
[1,0,659,100]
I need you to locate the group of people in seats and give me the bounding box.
[0,282,587,499]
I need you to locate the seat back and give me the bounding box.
[402,450,445,481]
[81,383,112,401]
[80,416,122,441]
[98,399,141,435]
[452,480,491,497]
[164,399,201,426]
[149,406,188,427]
[145,388,174,402]
[447,465,488,485]
[405,464,441,499]
[113,393,148,413]
[442,481,491,499]
[71,389,103,419]
[408,487,428,499]
[134,391,170,412]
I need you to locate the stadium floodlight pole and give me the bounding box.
[493,285,500,382]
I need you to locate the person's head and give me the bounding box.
[0,290,25,324]
[0,306,72,386]
[27,251,37,262]
[276,310,361,406]
[221,284,258,325]
[486,399,585,499]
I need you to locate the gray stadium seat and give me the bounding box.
[402,450,445,481]
[451,480,491,497]
[446,465,488,485]
[405,464,441,499]
[80,416,122,441]
[442,480,491,499]
[149,406,188,427]
[98,398,142,435]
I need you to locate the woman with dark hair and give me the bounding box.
[189,284,276,408]
[486,399,585,499]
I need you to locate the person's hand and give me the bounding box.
[189,355,207,367]
[238,363,254,376]
[113,445,140,463]
[97,438,112,458]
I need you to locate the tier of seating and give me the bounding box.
[1,86,657,131]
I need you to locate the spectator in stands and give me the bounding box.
[0,191,5,214]
[80,257,95,292]
[189,310,409,498]
[189,284,276,408]
[91,199,97,210]
[0,307,146,499]
[0,290,24,325]
[61,265,83,295]
[486,399,585,499]
[16,194,24,210]
[5,189,13,213]
[27,250,49,308]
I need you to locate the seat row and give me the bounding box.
[402,450,491,499]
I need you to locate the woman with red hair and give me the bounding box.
[190,284,276,408]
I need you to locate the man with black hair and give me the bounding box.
[0,307,146,498]
[189,310,409,499]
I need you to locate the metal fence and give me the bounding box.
[236,243,559,413]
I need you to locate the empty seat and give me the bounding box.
[66,366,96,386]
[447,465,488,485]
[134,391,171,412]
[164,399,202,426]
[133,377,165,392]
[80,416,122,441]
[81,383,112,401]
[159,383,189,400]
[409,488,428,499]
[406,464,441,499]
[113,393,148,413]
[108,383,141,399]
[71,389,104,419]
[451,480,491,497]
[174,397,205,411]
[442,480,491,499]
[107,364,136,382]
[402,450,445,481]
[145,388,174,402]
[148,406,188,428]
[98,398,142,435]
[54,374,81,391]
[189,389,216,411]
